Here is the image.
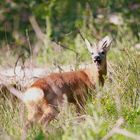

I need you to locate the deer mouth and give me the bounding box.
[94,60,102,68]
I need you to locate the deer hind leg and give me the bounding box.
[21,104,43,140]
[21,87,44,140]
[39,100,58,127]
[27,103,43,124]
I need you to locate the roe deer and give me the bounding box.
[22,36,112,129]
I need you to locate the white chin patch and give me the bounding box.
[95,62,101,69]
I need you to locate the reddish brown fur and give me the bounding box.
[31,70,94,104]
[23,67,104,129]
[22,36,112,133]
[24,70,95,125]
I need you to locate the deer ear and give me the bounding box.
[98,36,112,52]
[85,39,95,53]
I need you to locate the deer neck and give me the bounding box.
[85,63,107,87]
[98,65,107,86]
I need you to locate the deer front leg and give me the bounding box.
[74,89,87,114]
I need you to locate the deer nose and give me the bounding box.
[94,56,101,61]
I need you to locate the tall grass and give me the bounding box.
[0,28,140,140]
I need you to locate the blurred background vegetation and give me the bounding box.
[0,0,140,140]
[0,0,140,66]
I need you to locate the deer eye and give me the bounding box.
[101,51,105,55]
[91,52,94,55]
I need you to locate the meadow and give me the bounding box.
[0,1,140,140]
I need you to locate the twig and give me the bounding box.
[102,117,140,140]
[115,128,140,140]
[26,29,33,79]
[0,74,23,100]
[101,117,124,140]
[2,84,23,101]
[77,29,85,42]
[14,54,24,75]
[29,15,45,42]
[55,41,79,55]
[77,29,92,47]
[53,62,64,73]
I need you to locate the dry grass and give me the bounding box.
[0,29,140,140]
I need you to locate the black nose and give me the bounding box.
[94,56,101,61]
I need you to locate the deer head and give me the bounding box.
[85,36,112,72]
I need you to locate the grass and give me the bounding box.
[0,27,140,140]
